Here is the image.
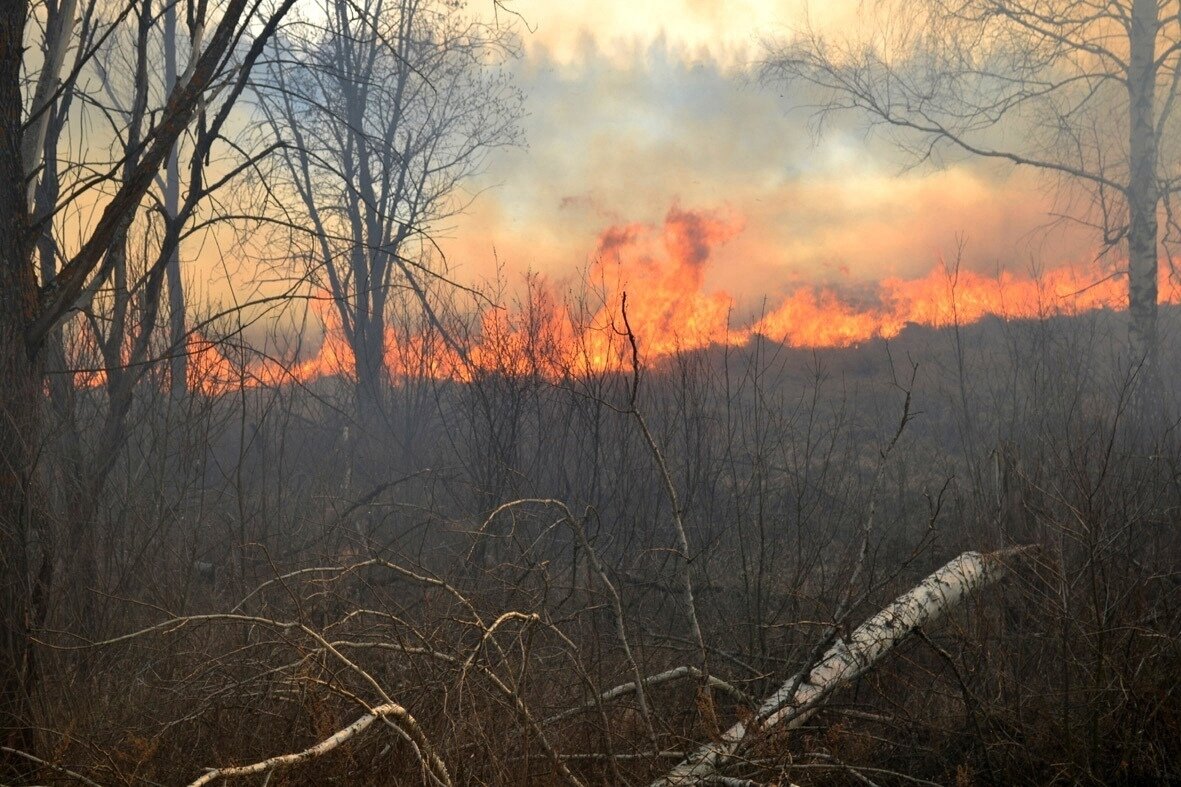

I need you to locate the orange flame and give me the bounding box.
[69,205,1181,393]
[750,265,1139,347]
[581,206,744,361]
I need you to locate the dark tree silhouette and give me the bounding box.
[0,0,296,767]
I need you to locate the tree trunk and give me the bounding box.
[354,308,387,432]
[32,0,79,653]
[164,0,187,397]
[1127,0,1159,397]
[0,0,40,766]
[19,0,76,209]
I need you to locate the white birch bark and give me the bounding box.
[653,547,1025,786]
[187,702,451,787]
[22,0,79,208]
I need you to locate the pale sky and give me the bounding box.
[435,0,1097,323]
[503,0,860,65]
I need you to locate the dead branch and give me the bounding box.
[187,702,448,787]
[475,497,660,745]
[0,746,103,787]
[542,666,753,727]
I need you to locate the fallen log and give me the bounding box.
[653,547,1028,786]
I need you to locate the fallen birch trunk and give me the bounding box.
[653,547,1027,786]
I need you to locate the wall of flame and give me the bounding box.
[77,205,1176,396]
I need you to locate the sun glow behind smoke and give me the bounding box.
[78,206,1174,394]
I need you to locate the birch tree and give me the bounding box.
[762,0,1181,403]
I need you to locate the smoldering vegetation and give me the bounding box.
[8,0,1181,783]
[26,303,1181,785]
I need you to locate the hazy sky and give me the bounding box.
[438,0,1098,319]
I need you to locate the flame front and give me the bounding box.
[89,205,1177,393]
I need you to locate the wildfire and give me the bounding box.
[74,205,1179,393]
[583,206,745,361]
[750,264,1137,348]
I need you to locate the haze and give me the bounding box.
[1,1,1179,785]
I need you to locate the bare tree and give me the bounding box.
[0,0,297,768]
[162,0,198,396]
[255,0,523,427]
[762,0,1181,401]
